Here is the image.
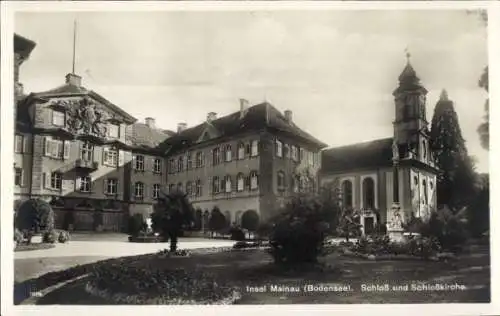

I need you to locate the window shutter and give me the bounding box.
[143,184,147,199]
[118,150,124,167]
[75,176,81,191]
[103,178,107,194]
[207,176,213,195]
[43,172,48,188]
[131,183,136,200]
[63,141,71,159]
[132,155,136,170]
[102,148,107,165]
[44,137,50,157]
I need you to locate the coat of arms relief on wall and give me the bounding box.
[52,96,109,138]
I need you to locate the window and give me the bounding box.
[213,176,220,194]
[292,176,299,193]
[276,140,283,157]
[186,181,193,196]
[14,168,23,186]
[177,182,183,192]
[250,171,258,190]
[134,182,144,198]
[105,179,117,195]
[299,148,305,161]
[153,184,161,199]
[168,183,175,193]
[52,110,65,127]
[362,177,375,209]
[107,124,120,138]
[225,175,232,193]
[51,172,63,190]
[153,158,162,173]
[308,151,314,166]
[178,156,184,172]
[196,179,202,197]
[78,176,92,192]
[213,147,221,165]
[45,138,67,159]
[423,180,428,204]
[187,153,193,170]
[196,152,204,168]
[237,142,245,160]
[342,180,353,208]
[284,144,290,158]
[169,159,176,173]
[251,140,259,157]
[134,155,144,171]
[15,135,24,153]
[225,145,232,162]
[237,173,245,192]
[103,148,118,166]
[277,171,286,190]
[291,145,298,161]
[78,142,91,161]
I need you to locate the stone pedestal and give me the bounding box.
[387,203,405,242]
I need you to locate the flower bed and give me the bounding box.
[15,243,56,252]
[128,235,166,243]
[86,264,241,304]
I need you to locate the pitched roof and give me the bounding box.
[159,102,327,153]
[30,76,137,124]
[127,122,172,150]
[321,137,394,174]
[14,34,36,60]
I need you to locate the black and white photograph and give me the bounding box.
[1,1,497,315]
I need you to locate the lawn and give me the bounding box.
[28,244,490,305]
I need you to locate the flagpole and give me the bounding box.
[72,19,77,74]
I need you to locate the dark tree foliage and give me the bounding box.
[15,199,55,243]
[267,183,342,264]
[467,173,489,238]
[128,213,147,237]
[429,92,479,212]
[208,207,226,232]
[419,206,468,253]
[151,191,194,252]
[241,211,260,231]
[477,66,489,150]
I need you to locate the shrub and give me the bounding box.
[42,230,58,244]
[232,241,260,249]
[419,207,468,252]
[128,214,147,237]
[14,228,24,246]
[268,194,333,264]
[58,230,70,243]
[15,198,55,234]
[229,226,246,241]
[208,207,227,232]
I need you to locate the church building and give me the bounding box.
[320,56,440,235]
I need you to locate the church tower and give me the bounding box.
[392,52,432,164]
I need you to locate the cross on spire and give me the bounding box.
[72,19,78,74]
[405,47,411,63]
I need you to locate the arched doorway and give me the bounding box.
[241,210,259,231]
[235,210,243,226]
[224,211,231,228]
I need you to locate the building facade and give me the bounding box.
[320,57,439,235]
[13,34,326,232]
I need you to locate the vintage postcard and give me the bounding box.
[1,1,498,316]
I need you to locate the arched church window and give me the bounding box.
[423,179,428,204]
[362,177,375,209]
[341,180,353,208]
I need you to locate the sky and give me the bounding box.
[15,10,489,172]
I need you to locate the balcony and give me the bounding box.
[75,158,99,171]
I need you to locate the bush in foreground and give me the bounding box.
[14,228,23,246]
[15,199,55,243]
[128,214,147,237]
[42,230,58,244]
[58,230,70,243]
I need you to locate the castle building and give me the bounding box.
[13,33,326,232]
[320,56,439,235]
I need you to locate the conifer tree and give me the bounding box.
[477,66,489,150]
[429,90,478,212]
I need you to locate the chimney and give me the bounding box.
[284,110,293,123]
[240,98,249,119]
[177,122,187,133]
[65,73,82,87]
[145,117,156,129]
[207,112,217,123]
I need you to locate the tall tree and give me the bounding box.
[430,90,478,212]
[477,66,489,150]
